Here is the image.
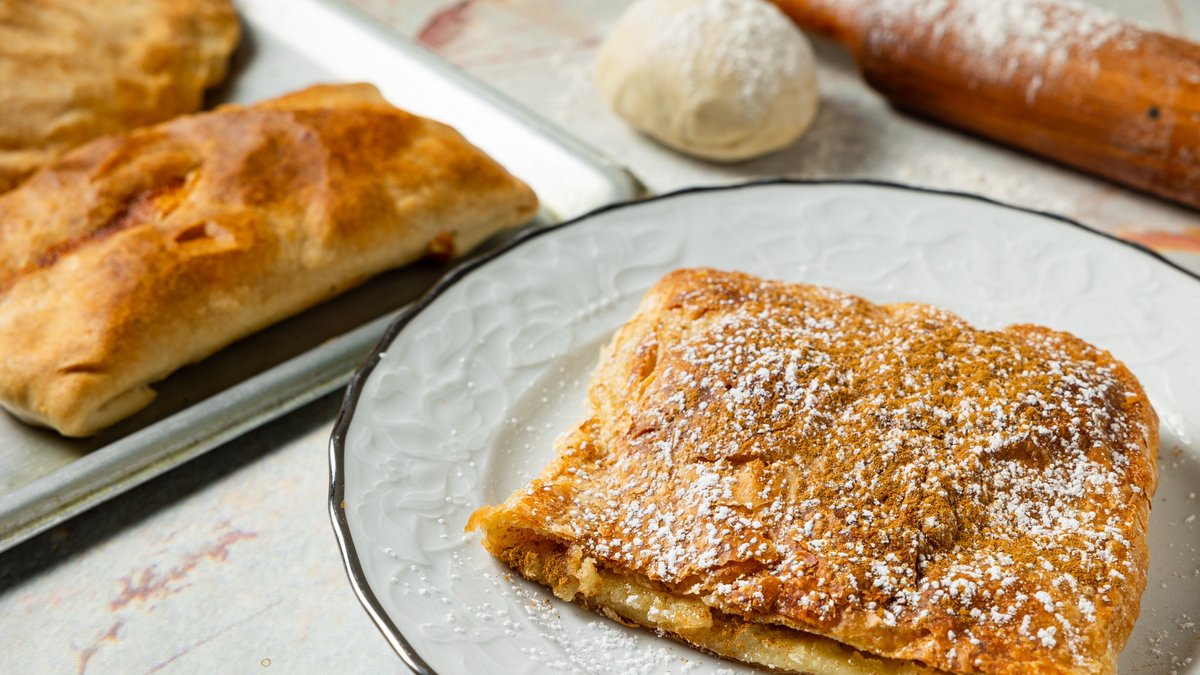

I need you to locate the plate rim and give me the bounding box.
[327,178,1200,673]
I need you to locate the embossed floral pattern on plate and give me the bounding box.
[332,182,1200,674]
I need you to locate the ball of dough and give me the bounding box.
[596,0,819,162]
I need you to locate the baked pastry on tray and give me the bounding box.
[470,268,1158,674]
[0,83,538,436]
[0,0,240,192]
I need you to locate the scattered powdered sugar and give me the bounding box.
[506,577,702,674]
[508,270,1156,670]
[393,550,704,673]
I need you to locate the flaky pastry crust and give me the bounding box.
[0,0,240,192]
[470,268,1158,674]
[0,83,538,436]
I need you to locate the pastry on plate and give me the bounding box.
[0,0,240,192]
[0,82,538,436]
[469,268,1158,674]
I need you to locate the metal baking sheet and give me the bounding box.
[0,0,641,552]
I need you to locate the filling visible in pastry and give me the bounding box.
[470,268,1158,675]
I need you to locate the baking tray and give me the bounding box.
[0,0,641,552]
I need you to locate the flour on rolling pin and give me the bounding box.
[866,0,1150,104]
[771,0,1200,208]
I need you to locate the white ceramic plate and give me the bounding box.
[331,182,1200,674]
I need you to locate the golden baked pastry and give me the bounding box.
[0,83,538,436]
[470,268,1158,674]
[0,0,239,192]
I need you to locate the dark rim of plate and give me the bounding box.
[327,178,1200,674]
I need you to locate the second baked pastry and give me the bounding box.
[0,0,241,192]
[0,83,538,436]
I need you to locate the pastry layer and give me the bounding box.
[0,83,538,435]
[471,268,1158,675]
[473,519,943,674]
[0,0,240,192]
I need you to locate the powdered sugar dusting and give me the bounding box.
[495,269,1157,671]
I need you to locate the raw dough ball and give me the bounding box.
[596,0,818,162]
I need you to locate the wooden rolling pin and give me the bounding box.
[772,0,1200,209]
